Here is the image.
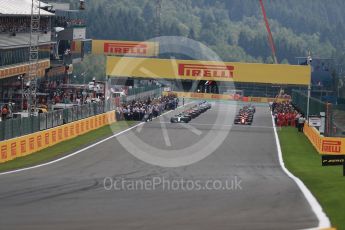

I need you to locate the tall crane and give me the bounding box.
[259,0,278,64]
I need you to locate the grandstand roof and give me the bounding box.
[0,0,54,16]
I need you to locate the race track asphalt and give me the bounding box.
[0,101,319,230]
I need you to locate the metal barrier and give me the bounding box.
[123,87,163,103]
[331,104,345,137]
[292,90,327,116]
[0,101,115,141]
[0,86,164,141]
[127,85,162,96]
[291,89,345,137]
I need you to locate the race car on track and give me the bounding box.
[234,105,255,125]
[171,101,211,123]
[185,108,200,118]
[170,113,191,123]
[199,101,212,111]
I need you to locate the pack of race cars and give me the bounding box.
[170,101,211,123]
[234,105,256,125]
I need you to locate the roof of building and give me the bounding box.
[0,0,54,16]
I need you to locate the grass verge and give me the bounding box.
[278,127,345,230]
[0,120,137,173]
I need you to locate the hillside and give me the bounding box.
[73,0,345,63]
[63,0,345,85]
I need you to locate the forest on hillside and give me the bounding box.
[63,0,345,92]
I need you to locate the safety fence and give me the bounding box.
[0,101,115,141]
[292,90,345,137]
[123,87,163,103]
[0,111,116,163]
[127,85,162,96]
[332,105,345,137]
[291,89,328,116]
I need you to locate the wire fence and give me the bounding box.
[0,86,164,141]
[291,89,345,137]
[0,101,114,141]
[331,104,345,137]
[122,87,163,103]
[291,89,327,116]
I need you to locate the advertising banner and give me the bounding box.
[322,155,344,166]
[304,123,345,155]
[92,40,159,57]
[106,57,311,85]
[308,117,322,127]
[0,60,50,80]
[0,111,117,164]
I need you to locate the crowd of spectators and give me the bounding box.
[0,17,50,33]
[271,101,306,131]
[54,16,85,28]
[116,95,178,122]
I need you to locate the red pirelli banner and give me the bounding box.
[92,40,159,57]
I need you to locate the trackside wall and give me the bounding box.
[304,123,345,155]
[0,111,116,163]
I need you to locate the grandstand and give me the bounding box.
[0,0,89,114]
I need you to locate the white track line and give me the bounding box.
[178,123,202,136]
[160,116,171,146]
[0,122,144,176]
[0,102,193,176]
[271,113,331,229]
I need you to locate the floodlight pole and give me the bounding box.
[27,0,41,115]
[306,55,312,123]
[307,84,311,123]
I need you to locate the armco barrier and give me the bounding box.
[0,111,116,163]
[304,123,345,155]
[162,91,289,103]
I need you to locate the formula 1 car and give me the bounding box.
[185,108,200,118]
[190,102,211,115]
[199,101,212,111]
[171,101,211,123]
[234,105,255,125]
[170,113,191,123]
[234,114,253,125]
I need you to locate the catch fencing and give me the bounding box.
[0,86,164,141]
[0,101,114,141]
[291,89,345,137]
[291,89,328,116]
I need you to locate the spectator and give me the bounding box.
[0,17,50,33]
[117,95,178,122]
[1,105,9,120]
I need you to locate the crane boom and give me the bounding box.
[259,0,278,64]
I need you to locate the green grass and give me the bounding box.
[278,127,345,230]
[0,120,137,173]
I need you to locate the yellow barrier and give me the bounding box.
[162,91,290,103]
[107,56,311,85]
[0,111,116,163]
[304,123,345,155]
